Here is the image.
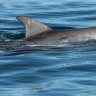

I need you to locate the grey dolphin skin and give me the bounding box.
[17,16,96,45]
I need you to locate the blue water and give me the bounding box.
[0,0,96,96]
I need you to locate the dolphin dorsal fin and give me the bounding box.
[16,16,53,40]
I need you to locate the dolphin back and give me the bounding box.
[16,16,53,40]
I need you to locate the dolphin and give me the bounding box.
[16,16,96,45]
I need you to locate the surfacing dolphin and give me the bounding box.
[17,16,96,45]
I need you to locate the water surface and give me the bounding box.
[0,0,96,96]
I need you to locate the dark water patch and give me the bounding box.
[73,80,96,86]
[64,64,96,73]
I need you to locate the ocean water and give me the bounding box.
[0,0,96,96]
